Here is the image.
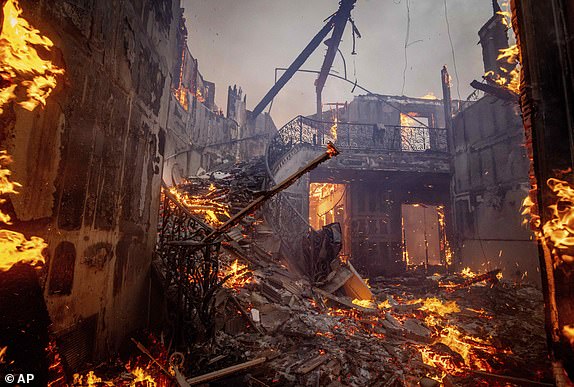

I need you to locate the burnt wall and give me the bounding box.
[452,95,539,285]
[0,0,179,364]
[309,170,451,277]
[346,94,447,128]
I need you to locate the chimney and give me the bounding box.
[478,0,509,76]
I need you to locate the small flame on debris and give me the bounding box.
[168,186,231,227]
[460,267,477,278]
[420,92,439,100]
[0,0,65,114]
[72,371,105,387]
[351,298,375,309]
[437,205,453,265]
[130,367,157,386]
[415,297,460,317]
[330,116,338,142]
[220,259,252,290]
[195,88,205,103]
[326,142,339,157]
[563,325,574,346]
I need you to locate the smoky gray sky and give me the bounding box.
[182,0,495,127]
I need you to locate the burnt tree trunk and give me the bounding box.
[511,0,574,383]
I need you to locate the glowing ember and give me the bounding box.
[0,151,46,272]
[168,186,231,227]
[0,0,65,114]
[220,259,252,290]
[0,346,6,363]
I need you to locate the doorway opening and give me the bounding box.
[401,203,443,269]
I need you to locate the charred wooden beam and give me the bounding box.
[470,79,518,101]
[511,0,574,382]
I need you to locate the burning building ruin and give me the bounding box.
[0,0,573,386]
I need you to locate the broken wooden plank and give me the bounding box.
[186,357,267,385]
[312,286,373,313]
[321,264,353,294]
[342,262,373,300]
[297,354,329,374]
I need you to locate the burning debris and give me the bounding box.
[166,256,551,386]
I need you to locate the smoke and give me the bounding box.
[183,0,493,126]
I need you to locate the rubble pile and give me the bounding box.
[175,157,268,225]
[186,251,553,387]
[155,157,552,386]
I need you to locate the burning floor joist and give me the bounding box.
[1,0,574,385]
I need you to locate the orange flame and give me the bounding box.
[0,151,46,272]
[72,371,103,387]
[416,297,460,317]
[460,267,478,278]
[0,0,65,114]
[420,92,439,100]
[541,178,574,264]
[168,186,231,227]
[130,367,157,386]
[220,259,252,290]
[330,116,338,142]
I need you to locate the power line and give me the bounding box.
[401,0,411,95]
[443,0,462,100]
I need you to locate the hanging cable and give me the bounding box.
[351,57,358,93]
[401,0,411,95]
[443,0,462,100]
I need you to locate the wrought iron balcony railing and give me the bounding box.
[267,115,448,175]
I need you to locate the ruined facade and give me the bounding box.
[451,96,536,284]
[0,0,179,366]
[450,2,538,284]
[0,0,276,368]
